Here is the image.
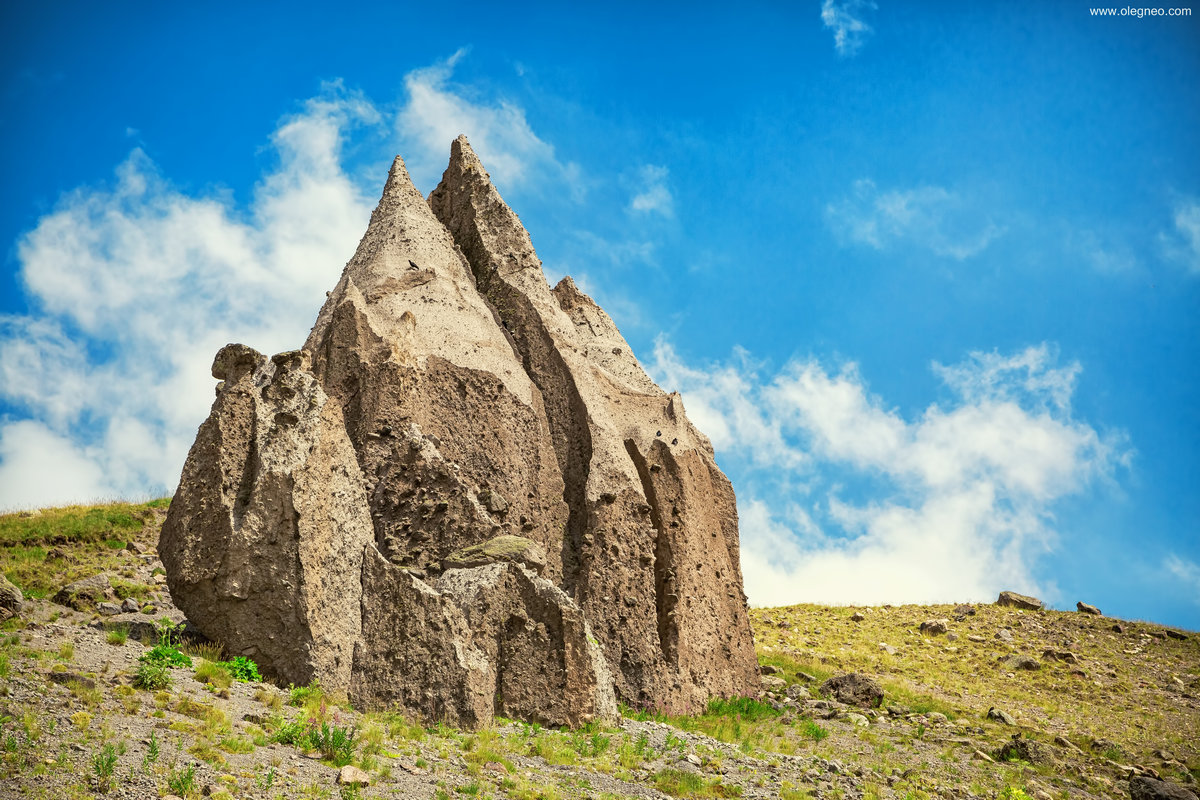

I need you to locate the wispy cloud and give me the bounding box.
[629,165,674,217]
[1160,197,1200,275]
[395,48,580,194]
[826,178,1004,260]
[650,342,1126,607]
[821,0,878,57]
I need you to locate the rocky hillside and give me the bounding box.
[1,501,1197,800]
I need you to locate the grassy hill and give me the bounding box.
[1,500,1196,800]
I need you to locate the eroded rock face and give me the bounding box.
[161,138,759,728]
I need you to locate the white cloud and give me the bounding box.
[0,84,379,510]
[826,179,1004,260]
[649,342,1125,607]
[0,62,596,511]
[1160,197,1200,274]
[821,0,878,57]
[395,49,580,194]
[629,165,674,217]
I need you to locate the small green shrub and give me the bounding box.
[106,627,129,646]
[141,644,191,669]
[134,660,172,690]
[218,656,261,683]
[194,660,233,689]
[91,744,118,792]
[307,721,357,766]
[167,763,196,795]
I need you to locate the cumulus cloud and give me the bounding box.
[826,179,1004,260]
[649,342,1126,606]
[629,165,674,217]
[0,61,593,511]
[1160,197,1200,274]
[395,48,580,194]
[0,85,379,510]
[821,0,878,57]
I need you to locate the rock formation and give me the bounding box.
[160,137,760,728]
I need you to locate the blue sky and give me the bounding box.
[2,1,1197,628]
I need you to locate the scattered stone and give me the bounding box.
[973,749,995,763]
[996,733,1055,765]
[1129,776,1199,800]
[1077,601,1102,615]
[967,634,986,643]
[47,672,95,689]
[52,574,112,611]
[337,765,371,787]
[986,707,1016,725]
[120,597,140,614]
[920,619,949,636]
[0,574,23,622]
[878,643,898,655]
[1113,623,1126,633]
[685,753,702,766]
[1054,735,1085,755]
[846,713,870,727]
[1164,629,1188,641]
[997,591,1044,610]
[125,541,149,555]
[762,675,786,689]
[397,762,428,776]
[953,604,977,616]
[796,671,819,683]
[998,654,1041,671]
[97,602,122,616]
[821,673,884,708]
[995,629,1014,643]
[760,664,781,675]
[786,685,811,701]
[850,611,866,622]
[1042,649,1080,664]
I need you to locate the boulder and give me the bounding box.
[919,619,949,635]
[1077,601,1102,615]
[986,707,1016,725]
[1129,777,1199,800]
[999,654,1041,671]
[52,574,112,611]
[0,574,23,621]
[996,591,1043,610]
[159,140,759,728]
[820,673,884,708]
[336,766,371,787]
[996,734,1055,765]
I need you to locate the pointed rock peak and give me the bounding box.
[380,155,421,203]
[448,134,486,174]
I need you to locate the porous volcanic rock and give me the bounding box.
[160,139,759,728]
[996,590,1044,610]
[429,136,759,709]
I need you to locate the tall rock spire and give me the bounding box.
[160,138,759,729]
[431,135,759,709]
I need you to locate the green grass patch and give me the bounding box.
[652,768,741,798]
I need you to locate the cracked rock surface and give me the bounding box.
[159,138,759,729]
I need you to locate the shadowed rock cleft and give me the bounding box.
[159,137,760,729]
